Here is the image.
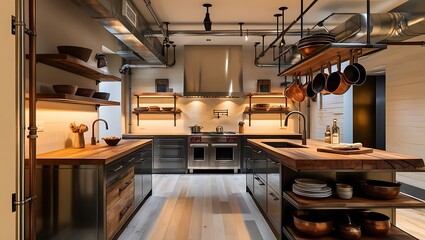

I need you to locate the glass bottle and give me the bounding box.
[325,125,331,143]
[331,119,340,144]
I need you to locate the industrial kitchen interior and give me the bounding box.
[2,0,425,239]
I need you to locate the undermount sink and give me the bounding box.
[262,141,307,148]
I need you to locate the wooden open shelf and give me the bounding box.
[132,109,182,115]
[283,225,417,240]
[37,93,120,106]
[133,93,181,126]
[134,92,183,98]
[283,191,425,210]
[247,92,287,98]
[278,43,387,76]
[36,54,121,82]
[243,107,290,114]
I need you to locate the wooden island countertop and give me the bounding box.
[36,139,152,165]
[248,139,425,171]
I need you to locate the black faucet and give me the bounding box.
[284,111,307,145]
[91,119,109,145]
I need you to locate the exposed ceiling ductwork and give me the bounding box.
[73,0,167,64]
[331,12,425,44]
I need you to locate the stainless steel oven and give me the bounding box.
[188,134,239,173]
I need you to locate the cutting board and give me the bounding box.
[317,147,373,155]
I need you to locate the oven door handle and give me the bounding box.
[211,143,238,147]
[189,143,209,147]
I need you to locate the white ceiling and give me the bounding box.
[134,0,408,46]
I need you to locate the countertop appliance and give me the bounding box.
[188,132,239,173]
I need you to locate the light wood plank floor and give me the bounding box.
[119,174,425,240]
[119,174,276,240]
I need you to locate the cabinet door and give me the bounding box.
[267,156,280,193]
[141,145,153,198]
[246,156,254,192]
[253,173,267,211]
[253,147,267,181]
[267,185,281,233]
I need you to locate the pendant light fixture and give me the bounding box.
[203,3,212,31]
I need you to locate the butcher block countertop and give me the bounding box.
[36,139,152,165]
[248,139,425,171]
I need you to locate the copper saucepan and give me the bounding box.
[344,49,366,86]
[312,64,331,94]
[302,68,316,98]
[327,56,351,95]
[290,73,305,103]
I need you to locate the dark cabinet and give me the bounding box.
[133,142,152,205]
[245,144,254,192]
[153,136,187,173]
[246,143,281,238]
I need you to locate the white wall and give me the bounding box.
[0,0,17,238]
[359,36,425,189]
[33,0,121,153]
[128,46,299,134]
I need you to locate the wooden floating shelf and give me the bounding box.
[283,225,416,240]
[35,54,121,82]
[37,93,120,106]
[134,93,182,98]
[283,191,425,210]
[132,109,182,115]
[278,43,387,76]
[247,92,287,98]
[243,107,290,114]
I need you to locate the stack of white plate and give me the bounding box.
[292,178,332,198]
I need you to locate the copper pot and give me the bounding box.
[359,179,401,200]
[344,50,366,86]
[301,69,316,98]
[290,74,305,103]
[327,56,351,95]
[338,214,361,240]
[362,212,390,237]
[312,64,331,94]
[293,210,333,238]
[284,74,297,100]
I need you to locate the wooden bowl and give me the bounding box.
[57,45,92,62]
[359,179,401,200]
[293,210,333,238]
[103,137,121,146]
[92,92,110,100]
[75,88,96,97]
[52,85,78,95]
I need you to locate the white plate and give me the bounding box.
[292,187,332,198]
[295,178,327,188]
[293,183,332,193]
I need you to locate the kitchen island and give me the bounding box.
[245,139,425,239]
[35,139,152,240]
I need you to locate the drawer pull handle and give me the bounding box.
[112,165,123,173]
[119,180,132,192]
[269,192,279,201]
[119,202,133,217]
[127,157,135,163]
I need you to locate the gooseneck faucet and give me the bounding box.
[91,119,109,145]
[284,111,307,145]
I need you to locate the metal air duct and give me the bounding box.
[331,12,425,44]
[74,0,166,64]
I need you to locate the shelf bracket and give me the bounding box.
[95,80,100,85]
[95,104,100,110]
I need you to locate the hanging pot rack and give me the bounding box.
[254,0,387,77]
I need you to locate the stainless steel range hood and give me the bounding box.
[184,45,244,98]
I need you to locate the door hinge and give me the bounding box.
[12,193,16,212]
[11,15,15,35]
